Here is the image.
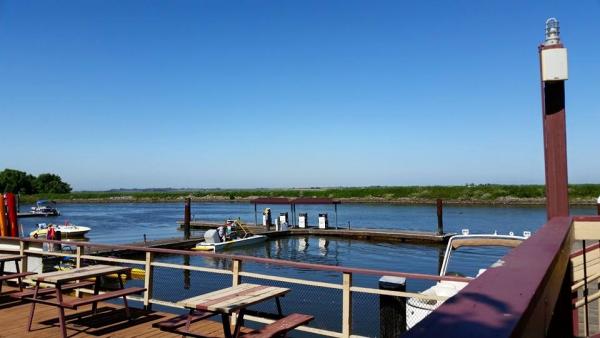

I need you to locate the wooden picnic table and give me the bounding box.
[0,254,33,294]
[178,283,290,338]
[26,264,144,338]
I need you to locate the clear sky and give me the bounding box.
[1,1,599,190]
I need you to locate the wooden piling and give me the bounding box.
[379,276,407,337]
[184,198,191,240]
[436,199,444,235]
[539,44,569,220]
[597,199,600,216]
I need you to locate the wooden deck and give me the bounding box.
[0,289,253,338]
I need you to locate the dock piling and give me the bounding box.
[184,198,191,240]
[379,276,407,337]
[436,199,444,235]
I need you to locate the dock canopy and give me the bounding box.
[290,198,341,205]
[250,197,341,227]
[249,197,292,205]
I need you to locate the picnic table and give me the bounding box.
[25,264,145,338]
[178,283,290,338]
[0,254,34,293]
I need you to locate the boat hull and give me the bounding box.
[193,235,267,252]
[30,226,91,239]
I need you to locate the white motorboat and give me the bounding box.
[193,219,267,252]
[30,222,91,239]
[406,229,531,329]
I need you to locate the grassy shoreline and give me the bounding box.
[16,184,600,206]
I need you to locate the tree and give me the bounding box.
[33,173,72,194]
[0,169,36,194]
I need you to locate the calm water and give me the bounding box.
[17,202,597,336]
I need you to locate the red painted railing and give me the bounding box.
[404,216,575,338]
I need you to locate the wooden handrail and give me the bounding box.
[0,236,470,283]
[0,235,466,337]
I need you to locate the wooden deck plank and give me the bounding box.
[0,288,252,338]
[32,265,131,283]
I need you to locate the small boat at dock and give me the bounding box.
[406,229,531,329]
[18,200,61,217]
[192,219,267,252]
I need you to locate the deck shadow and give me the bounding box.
[38,307,165,337]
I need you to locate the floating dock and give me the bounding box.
[177,220,452,243]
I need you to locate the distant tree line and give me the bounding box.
[0,169,72,194]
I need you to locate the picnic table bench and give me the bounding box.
[0,254,35,293]
[241,313,314,338]
[176,283,291,338]
[26,264,146,338]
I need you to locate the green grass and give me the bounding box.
[16,184,600,204]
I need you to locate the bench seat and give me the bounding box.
[62,287,146,309]
[9,281,96,299]
[242,313,314,338]
[154,311,214,330]
[0,272,35,282]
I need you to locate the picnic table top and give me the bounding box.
[30,264,131,284]
[0,254,24,262]
[178,283,290,314]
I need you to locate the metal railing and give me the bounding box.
[0,236,468,337]
[571,216,600,337]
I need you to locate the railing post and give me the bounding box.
[379,276,407,337]
[232,259,242,286]
[76,246,83,268]
[342,272,352,337]
[75,245,83,297]
[144,252,154,310]
[19,240,28,273]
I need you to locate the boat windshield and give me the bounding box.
[443,245,512,278]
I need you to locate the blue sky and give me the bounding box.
[1,1,599,190]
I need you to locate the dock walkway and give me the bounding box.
[178,220,452,243]
[0,289,252,338]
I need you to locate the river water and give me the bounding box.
[17,202,597,336]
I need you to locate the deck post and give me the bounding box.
[232,259,242,286]
[436,199,444,235]
[379,276,407,337]
[342,272,352,337]
[75,245,83,297]
[144,252,154,310]
[184,198,191,240]
[19,240,28,273]
[75,245,83,268]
